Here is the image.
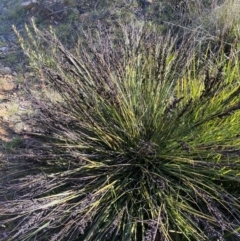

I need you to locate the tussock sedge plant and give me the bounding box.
[1,20,240,241]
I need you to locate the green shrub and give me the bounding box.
[155,0,240,54]
[2,20,240,241]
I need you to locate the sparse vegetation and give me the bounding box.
[2,136,24,151]
[1,0,240,241]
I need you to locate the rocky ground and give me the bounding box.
[0,0,27,147]
[0,0,43,153]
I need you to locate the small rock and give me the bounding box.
[79,13,90,22]
[0,66,12,75]
[1,7,9,15]
[141,0,153,8]
[21,0,38,10]
[0,36,6,43]
[2,232,8,238]
[24,72,35,78]
[0,47,8,52]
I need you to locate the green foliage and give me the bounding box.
[2,18,240,241]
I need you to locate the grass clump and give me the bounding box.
[1,20,240,241]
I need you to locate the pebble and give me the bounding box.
[24,71,35,78]
[0,66,12,75]
[0,47,8,52]
[2,232,8,238]
[20,0,37,9]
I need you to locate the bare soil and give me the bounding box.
[0,75,17,140]
[0,0,38,153]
